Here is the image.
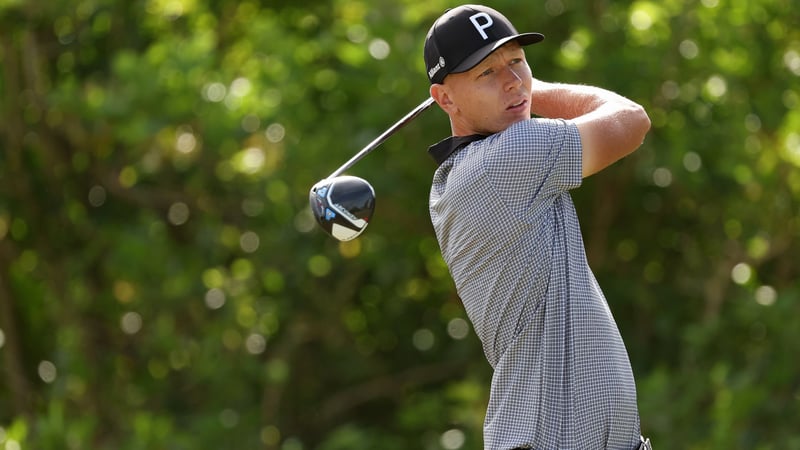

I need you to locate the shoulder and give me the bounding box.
[482,118,580,163]
[481,118,583,205]
[501,118,578,138]
[482,119,580,156]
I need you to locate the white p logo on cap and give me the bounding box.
[469,12,494,40]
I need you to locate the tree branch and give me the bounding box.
[316,358,469,423]
[0,241,34,418]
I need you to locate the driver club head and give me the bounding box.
[309,175,376,241]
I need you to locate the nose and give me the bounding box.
[503,66,523,90]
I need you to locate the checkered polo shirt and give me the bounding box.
[429,119,641,450]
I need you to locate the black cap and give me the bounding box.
[424,5,544,84]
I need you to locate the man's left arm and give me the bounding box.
[530,79,651,178]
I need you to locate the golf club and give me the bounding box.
[309,97,435,241]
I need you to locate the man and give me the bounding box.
[424,5,652,450]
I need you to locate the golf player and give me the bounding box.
[424,5,652,450]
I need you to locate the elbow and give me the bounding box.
[626,104,651,154]
[636,105,651,144]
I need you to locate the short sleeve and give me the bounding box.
[482,119,582,220]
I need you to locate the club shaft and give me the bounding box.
[327,97,436,179]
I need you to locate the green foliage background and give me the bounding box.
[1,0,798,448]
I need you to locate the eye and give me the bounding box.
[478,67,494,78]
[510,58,523,65]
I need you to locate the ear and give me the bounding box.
[430,83,456,114]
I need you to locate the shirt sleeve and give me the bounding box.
[482,118,582,220]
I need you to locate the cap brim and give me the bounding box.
[451,32,544,75]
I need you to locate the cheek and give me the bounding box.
[462,94,492,122]
[517,64,532,84]
[469,85,498,108]
[451,81,502,122]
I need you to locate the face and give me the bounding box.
[432,42,532,136]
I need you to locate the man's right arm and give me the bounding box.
[530,79,651,178]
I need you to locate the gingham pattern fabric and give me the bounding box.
[429,119,641,449]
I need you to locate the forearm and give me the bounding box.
[530,79,643,121]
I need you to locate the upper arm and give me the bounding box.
[573,103,651,178]
[484,120,582,219]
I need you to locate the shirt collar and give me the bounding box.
[428,134,488,166]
